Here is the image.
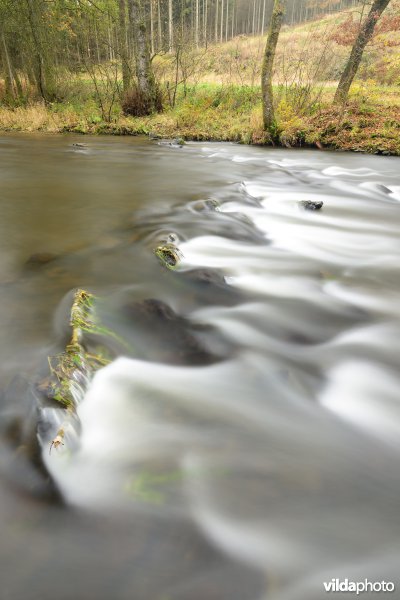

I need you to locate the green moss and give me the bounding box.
[47,289,114,410]
[47,289,122,452]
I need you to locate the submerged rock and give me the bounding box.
[159,232,180,245]
[157,138,185,148]
[299,200,324,211]
[186,268,227,287]
[25,252,58,267]
[190,199,220,213]
[122,298,223,365]
[374,184,392,194]
[0,376,62,502]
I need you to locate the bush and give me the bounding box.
[122,85,163,117]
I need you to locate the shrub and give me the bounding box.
[122,84,163,117]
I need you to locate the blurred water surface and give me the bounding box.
[0,134,400,599]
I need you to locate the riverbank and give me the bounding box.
[2,2,400,155]
[0,83,399,156]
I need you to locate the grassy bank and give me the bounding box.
[1,81,399,155]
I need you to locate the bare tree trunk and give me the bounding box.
[181,0,185,36]
[204,0,208,47]
[257,0,262,34]
[215,0,219,43]
[195,0,199,47]
[25,0,53,102]
[94,22,101,63]
[225,0,229,41]
[119,0,131,91]
[261,0,267,34]
[156,0,162,50]
[129,0,159,113]
[168,0,173,51]
[220,0,224,42]
[1,32,17,101]
[334,0,391,104]
[261,0,286,130]
[107,20,114,60]
[150,0,155,55]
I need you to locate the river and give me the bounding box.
[0,134,399,599]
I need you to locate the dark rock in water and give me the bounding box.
[299,200,323,211]
[186,268,227,287]
[170,267,245,310]
[123,298,223,365]
[157,138,185,148]
[164,233,179,244]
[136,298,176,321]
[149,132,161,140]
[374,184,392,194]
[190,199,220,212]
[35,376,59,402]
[72,143,87,148]
[25,252,58,267]
[0,376,62,503]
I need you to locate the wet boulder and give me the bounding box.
[157,138,185,148]
[189,199,220,213]
[299,200,323,211]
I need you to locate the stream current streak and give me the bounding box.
[1,136,400,600]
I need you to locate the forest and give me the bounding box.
[0,0,399,153]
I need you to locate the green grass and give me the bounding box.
[1,79,399,155]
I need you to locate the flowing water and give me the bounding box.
[0,134,400,599]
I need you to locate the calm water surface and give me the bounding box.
[0,134,400,600]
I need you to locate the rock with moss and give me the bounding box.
[41,289,115,453]
[154,244,183,270]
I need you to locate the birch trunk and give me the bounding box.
[215,0,219,43]
[129,0,159,113]
[119,0,131,91]
[334,0,391,104]
[168,0,173,52]
[261,0,286,130]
